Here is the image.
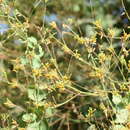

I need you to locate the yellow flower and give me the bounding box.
[98,52,106,63]
[122,30,130,41]
[90,68,105,79]
[74,35,92,45]
[50,21,57,29]
[122,48,129,57]
[89,35,96,43]
[44,102,54,108]
[120,84,128,91]
[62,75,71,81]
[42,63,51,71]
[26,51,35,59]
[32,69,42,77]
[73,50,81,59]
[120,55,126,65]
[62,44,72,53]
[108,28,115,38]
[44,69,59,80]
[14,64,24,72]
[86,107,96,118]
[93,20,102,29]
[56,81,65,91]
[95,69,105,79]
[107,46,114,53]
[74,35,86,44]
[87,46,93,53]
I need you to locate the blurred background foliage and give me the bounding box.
[0,0,130,130]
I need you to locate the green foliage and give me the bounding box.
[26,120,49,130]
[0,0,130,129]
[22,113,37,123]
[112,94,122,105]
[28,88,47,102]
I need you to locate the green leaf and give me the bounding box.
[38,45,44,57]
[32,57,41,69]
[27,121,49,130]
[28,88,47,102]
[39,120,49,130]
[20,56,29,65]
[27,37,37,48]
[35,45,44,58]
[73,5,80,12]
[45,108,53,117]
[112,94,122,105]
[22,113,37,123]
[115,109,129,123]
[85,25,95,37]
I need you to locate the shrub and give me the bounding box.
[0,0,130,129]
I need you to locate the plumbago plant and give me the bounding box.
[0,0,130,130]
